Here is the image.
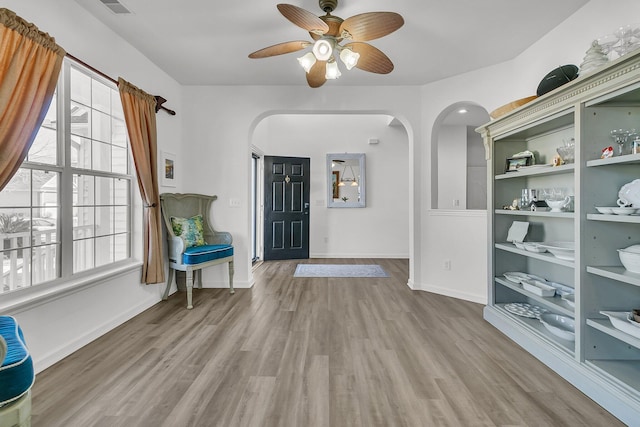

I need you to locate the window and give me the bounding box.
[0,59,133,295]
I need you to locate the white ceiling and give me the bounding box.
[73,0,589,86]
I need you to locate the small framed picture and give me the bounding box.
[505,155,532,172]
[162,151,176,187]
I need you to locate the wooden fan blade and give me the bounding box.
[339,12,404,42]
[306,61,327,88]
[249,41,311,58]
[344,42,394,74]
[277,4,329,35]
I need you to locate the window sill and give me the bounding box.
[0,261,143,314]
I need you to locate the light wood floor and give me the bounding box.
[32,259,622,427]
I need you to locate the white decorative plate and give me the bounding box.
[504,302,546,319]
[503,272,529,284]
[538,242,575,261]
[600,311,640,339]
[523,242,547,253]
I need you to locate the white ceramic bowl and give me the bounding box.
[545,199,569,212]
[611,207,638,215]
[595,206,615,214]
[619,245,640,273]
[539,242,575,261]
[539,313,575,341]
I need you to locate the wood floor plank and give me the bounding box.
[30,259,624,427]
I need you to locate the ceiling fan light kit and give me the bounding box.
[339,48,360,70]
[297,51,317,72]
[325,60,341,79]
[312,38,334,60]
[249,1,404,87]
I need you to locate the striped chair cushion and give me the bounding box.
[182,244,233,265]
[0,316,34,407]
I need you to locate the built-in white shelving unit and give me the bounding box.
[477,50,640,426]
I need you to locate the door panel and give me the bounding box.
[264,156,310,260]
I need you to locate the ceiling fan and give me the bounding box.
[248,0,404,88]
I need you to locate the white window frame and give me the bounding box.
[0,58,142,312]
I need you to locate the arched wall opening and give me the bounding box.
[430,102,490,210]
[248,111,413,268]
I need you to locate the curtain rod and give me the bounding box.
[66,53,176,116]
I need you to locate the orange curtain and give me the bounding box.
[118,78,165,284]
[0,8,65,191]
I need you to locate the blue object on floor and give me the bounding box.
[294,264,389,278]
[0,316,34,407]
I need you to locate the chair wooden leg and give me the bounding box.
[197,270,203,289]
[163,268,174,301]
[186,269,194,309]
[228,260,235,294]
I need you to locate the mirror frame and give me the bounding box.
[326,153,366,208]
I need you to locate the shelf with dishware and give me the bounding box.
[587,316,640,350]
[496,209,574,219]
[587,213,640,224]
[479,49,640,424]
[587,266,640,287]
[495,242,575,267]
[587,152,640,167]
[494,163,574,180]
[495,276,574,316]
[586,311,640,394]
[493,304,575,354]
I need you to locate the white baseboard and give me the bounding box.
[416,282,487,305]
[35,296,161,373]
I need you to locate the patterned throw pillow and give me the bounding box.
[170,215,206,248]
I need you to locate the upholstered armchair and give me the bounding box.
[0,316,34,426]
[159,193,234,309]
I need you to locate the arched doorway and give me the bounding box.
[431,102,490,210]
[250,113,411,262]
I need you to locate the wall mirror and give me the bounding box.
[327,153,366,208]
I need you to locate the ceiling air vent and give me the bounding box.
[99,0,132,14]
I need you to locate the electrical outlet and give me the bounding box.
[229,198,241,208]
[453,199,460,207]
[443,260,451,270]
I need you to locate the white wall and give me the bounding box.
[437,125,467,210]
[419,0,640,304]
[254,114,409,258]
[1,0,183,372]
[181,85,423,289]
